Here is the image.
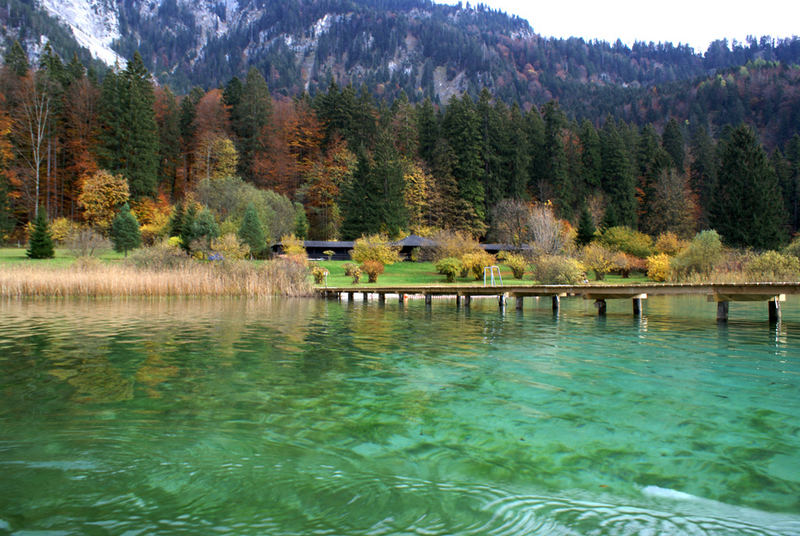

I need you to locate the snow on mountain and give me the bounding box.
[38,0,125,66]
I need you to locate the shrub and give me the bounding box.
[351,267,362,284]
[501,252,528,279]
[50,218,76,243]
[435,257,463,283]
[422,229,481,262]
[460,250,496,280]
[533,255,584,284]
[580,243,615,281]
[281,233,306,257]
[672,230,723,279]
[350,234,401,265]
[310,265,328,285]
[323,249,335,261]
[127,239,190,270]
[784,236,800,260]
[65,228,110,258]
[361,260,385,283]
[210,233,250,262]
[26,209,54,259]
[655,232,686,256]
[600,226,654,258]
[611,251,645,278]
[343,262,359,277]
[745,251,800,281]
[647,253,672,282]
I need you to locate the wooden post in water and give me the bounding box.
[464,295,472,308]
[595,299,607,316]
[362,292,369,302]
[425,294,432,307]
[717,301,729,322]
[455,295,462,308]
[552,295,560,313]
[498,293,507,308]
[398,293,406,305]
[516,296,523,311]
[378,293,385,304]
[347,292,355,302]
[632,297,643,316]
[769,297,781,323]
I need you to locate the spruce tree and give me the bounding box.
[710,125,787,249]
[442,94,484,224]
[576,205,596,246]
[600,120,637,228]
[167,202,185,238]
[26,208,55,259]
[662,118,685,170]
[193,207,220,248]
[340,148,380,239]
[238,203,267,258]
[179,204,198,253]
[234,68,271,180]
[110,204,142,257]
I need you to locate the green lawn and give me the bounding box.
[314,260,653,287]
[0,247,125,266]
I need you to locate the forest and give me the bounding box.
[1,41,799,256]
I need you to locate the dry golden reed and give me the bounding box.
[0,259,312,298]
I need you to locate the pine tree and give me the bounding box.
[340,148,380,239]
[442,94,484,224]
[238,202,267,258]
[193,207,220,248]
[662,118,685,170]
[167,202,185,238]
[234,68,271,180]
[710,125,787,249]
[576,205,596,246]
[4,41,29,77]
[541,101,572,218]
[601,120,637,228]
[110,203,142,257]
[26,208,55,259]
[689,126,717,228]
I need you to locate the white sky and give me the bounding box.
[436,0,800,53]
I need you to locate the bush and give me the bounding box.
[281,233,306,257]
[460,250,496,280]
[655,232,686,256]
[421,229,481,262]
[501,252,527,279]
[612,252,645,278]
[435,257,463,283]
[647,253,672,282]
[343,262,359,277]
[745,251,800,281]
[26,209,54,259]
[351,267,362,284]
[127,240,190,270]
[600,226,654,258]
[580,243,615,281]
[50,218,76,243]
[310,265,328,285]
[784,236,800,260]
[323,249,335,261]
[65,228,110,258]
[350,234,401,265]
[361,260,385,283]
[672,230,723,279]
[533,255,584,284]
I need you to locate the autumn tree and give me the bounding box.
[78,169,131,231]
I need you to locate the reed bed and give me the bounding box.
[0,259,313,298]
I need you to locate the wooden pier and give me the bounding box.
[317,282,800,322]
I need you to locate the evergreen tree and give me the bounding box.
[579,120,602,190]
[541,101,572,218]
[339,148,380,239]
[442,94,485,225]
[662,118,685,170]
[193,207,220,248]
[167,201,185,238]
[156,88,182,199]
[110,203,142,257]
[293,202,309,239]
[783,134,800,233]
[179,204,198,253]
[4,41,29,77]
[710,124,787,249]
[600,120,637,228]
[234,68,271,180]
[26,208,55,259]
[238,202,267,258]
[416,97,439,165]
[507,104,530,200]
[576,204,596,246]
[689,126,717,228]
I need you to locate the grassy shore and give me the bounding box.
[313,260,650,287]
[0,248,311,298]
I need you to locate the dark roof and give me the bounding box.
[301,241,354,248]
[391,234,436,247]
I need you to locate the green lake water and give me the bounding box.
[1,295,799,535]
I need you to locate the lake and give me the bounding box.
[1,296,799,535]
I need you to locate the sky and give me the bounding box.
[436,0,800,53]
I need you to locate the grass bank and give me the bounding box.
[313,260,650,287]
[0,258,312,298]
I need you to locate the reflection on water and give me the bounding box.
[0,296,799,535]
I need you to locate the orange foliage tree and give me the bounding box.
[78,169,130,231]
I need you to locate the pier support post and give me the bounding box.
[464,295,471,308]
[516,296,523,311]
[632,297,642,316]
[552,295,560,313]
[398,293,406,305]
[455,295,462,308]
[595,299,607,316]
[717,301,729,322]
[362,292,369,302]
[347,292,355,302]
[378,293,385,304]
[498,293,507,308]
[425,294,432,307]
[769,298,781,323]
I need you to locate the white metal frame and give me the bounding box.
[483,265,503,287]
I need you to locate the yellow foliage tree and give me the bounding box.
[402,159,429,232]
[196,136,238,180]
[78,170,130,231]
